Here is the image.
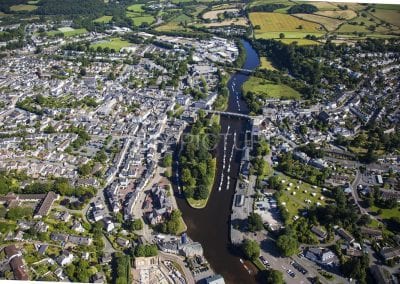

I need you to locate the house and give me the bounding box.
[54,268,65,280]
[9,256,29,280]
[51,232,68,243]
[311,226,327,240]
[380,246,400,262]
[100,253,112,264]
[179,242,203,257]
[71,221,84,233]
[34,191,59,218]
[57,251,74,266]
[305,247,337,266]
[206,274,225,284]
[4,245,21,260]
[103,218,115,232]
[116,237,129,248]
[337,228,354,243]
[370,265,392,284]
[92,272,106,283]
[68,235,92,246]
[93,209,104,222]
[360,227,383,240]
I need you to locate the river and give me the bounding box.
[175,40,261,284]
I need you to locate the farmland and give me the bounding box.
[10,4,38,12]
[198,18,247,28]
[127,4,144,13]
[279,38,321,45]
[371,9,400,28]
[243,77,301,100]
[202,8,239,20]
[249,12,324,39]
[91,38,131,52]
[315,9,357,20]
[293,13,343,31]
[155,14,193,32]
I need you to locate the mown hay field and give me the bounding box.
[250,12,324,37]
[294,13,343,31]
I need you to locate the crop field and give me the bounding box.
[47,28,87,37]
[202,8,239,19]
[127,4,144,13]
[255,31,324,39]
[10,4,37,11]
[250,12,324,39]
[243,77,301,99]
[91,38,131,52]
[315,9,357,20]
[94,15,113,23]
[371,9,400,28]
[294,13,343,31]
[259,57,276,71]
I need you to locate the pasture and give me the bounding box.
[371,9,400,28]
[279,38,320,45]
[315,9,357,20]
[249,12,324,38]
[199,18,247,27]
[294,13,343,31]
[297,1,338,11]
[94,16,113,23]
[243,77,301,100]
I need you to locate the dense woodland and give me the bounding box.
[179,111,220,201]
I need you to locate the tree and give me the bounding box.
[266,269,284,284]
[248,213,264,232]
[241,239,260,261]
[276,232,299,256]
[279,33,285,39]
[162,153,173,167]
[78,163,92,176]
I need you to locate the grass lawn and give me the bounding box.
[243,77,301,100]
[91,38,131,52]
[94,15,113,23]
[47,28,87,37]
[176,217,187,234]
[275,174,330,224]
[10,4,37,11]
[370,206,400,220]
[127,4,144,13]
[250,12,325,38]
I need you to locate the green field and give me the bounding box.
[279,38,320,45]
[371,9,400,28]
[47,28,87,37]
[370,206,400,220]
[91,38,131,52]
[94,15,113,23]
[126,11,155,26]
[243,77,301,100]
[10,4,37,11]
[156,14,193,32]
[275,175,330,224]
[172,0,192,3]
[127,4,144,13]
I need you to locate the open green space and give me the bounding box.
[91,38,131,52]
[274,174,330,224]
[370,206,400,220]
[127,4,144,13]
[126,11,155,26]
[93,15,113,23]
[260,57,277,71]
[47,28,87,37]
[243,77,301,100]
[10,4,37,11]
